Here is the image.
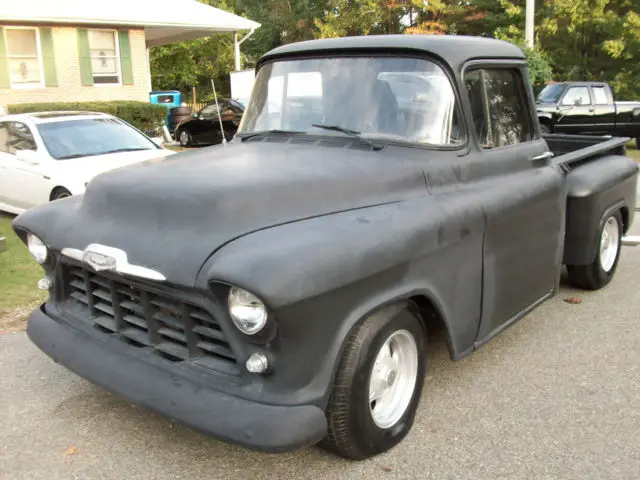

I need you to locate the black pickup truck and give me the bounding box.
[13,35,638,461]
[537,81,640,147]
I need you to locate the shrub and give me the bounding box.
[7,101,167,132]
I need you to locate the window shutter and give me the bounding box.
[39,28,58,87]
[0,28,10,88]
[77,28,93,86]
[118,30,134,85]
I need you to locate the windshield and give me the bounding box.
[537,84,565,103]
[238,56,463,146]
[37,118,158,160]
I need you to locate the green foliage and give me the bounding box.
[7,102,166,132]
[149,0,640,102]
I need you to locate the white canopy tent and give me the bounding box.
[0,0,260,89]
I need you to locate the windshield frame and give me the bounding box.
[237,52,468,152]
[36,116,161,160]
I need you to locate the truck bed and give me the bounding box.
[544,134,629,166]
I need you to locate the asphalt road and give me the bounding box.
[2,221,640,480]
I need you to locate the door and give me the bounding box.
[588,85,616,135]
[0,121,51,211]
[197,104,222,144]
[463,66,566,343]
[555,86,594,134]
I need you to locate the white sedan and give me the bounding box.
[0,111,175,214]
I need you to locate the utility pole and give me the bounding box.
[525,0,535,48]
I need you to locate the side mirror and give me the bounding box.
[15,149,41,164]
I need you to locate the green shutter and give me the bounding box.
[0,27,10,88]
[118,30,134,85]
[77,28,93,86]
[39,28,58,87]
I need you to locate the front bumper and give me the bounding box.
[27,305,327,453]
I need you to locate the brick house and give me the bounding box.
[0,0,259,111]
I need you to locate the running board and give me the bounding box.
[622,235,640,246]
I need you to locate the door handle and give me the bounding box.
[588,108,595,113]
[529,151,554,165]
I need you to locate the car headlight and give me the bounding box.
[27,233,48,264]
[228,287,268,335]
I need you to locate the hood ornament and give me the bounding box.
[61,244,166,281]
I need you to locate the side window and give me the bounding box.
[464,68,534,148]
[592,86,610,105]
[561,87,591,106]
[200,104,220,118]
[6,122,37,153]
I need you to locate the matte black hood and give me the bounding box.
[14,141,426,286]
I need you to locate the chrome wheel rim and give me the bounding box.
[368,329,419,429]
[599,216,620,272]
[180,131,189,145]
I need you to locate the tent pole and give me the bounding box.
[234,32,241,71]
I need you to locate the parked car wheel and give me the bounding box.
[178,129,192,147]
[51,188,72,201]
[539,123,551,134]
[567,210,622,290]
[321,303,426,460]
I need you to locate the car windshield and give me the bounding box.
[238,56,463,146]
[37,118,158,160]
[537,84,565,103]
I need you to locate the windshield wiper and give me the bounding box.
[101,147,151,154]
[311,124,383,150]
[239,129,305,141]
[57,153,88,160]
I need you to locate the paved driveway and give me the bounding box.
[2,221,639,480]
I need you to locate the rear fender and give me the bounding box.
[563,154,638,265]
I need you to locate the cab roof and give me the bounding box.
[257,35,525,70]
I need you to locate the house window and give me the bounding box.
[4,27,43,88]
[88,29,120,84]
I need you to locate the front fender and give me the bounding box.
[200,195,485,406]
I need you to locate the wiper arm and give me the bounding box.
[101,147,150,154]
[239,129,305,141]
[311,124,382,150]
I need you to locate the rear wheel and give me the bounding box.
[567,210,622,290]
[321,304,426,460]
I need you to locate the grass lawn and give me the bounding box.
[0,213,46,330]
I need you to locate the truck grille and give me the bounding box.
[61,263,238,374]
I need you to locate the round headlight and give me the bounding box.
[27,233,48,264]
[228,287,268,335]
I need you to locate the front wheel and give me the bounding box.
[567,210,622,290]
[539,123,551,134]
[321,304,426,460]
[178,129,192,147]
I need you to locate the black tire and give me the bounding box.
[51,188,72,201]
[321,303,426,460]
[567,210,623,290]
[170,106,192,115]
[539,123,551,134]
[178,129,192,147]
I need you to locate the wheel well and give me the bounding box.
[50,186,69,201]
[620,206,629,234]
[408,294,453,357]
[538,117,552,129]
